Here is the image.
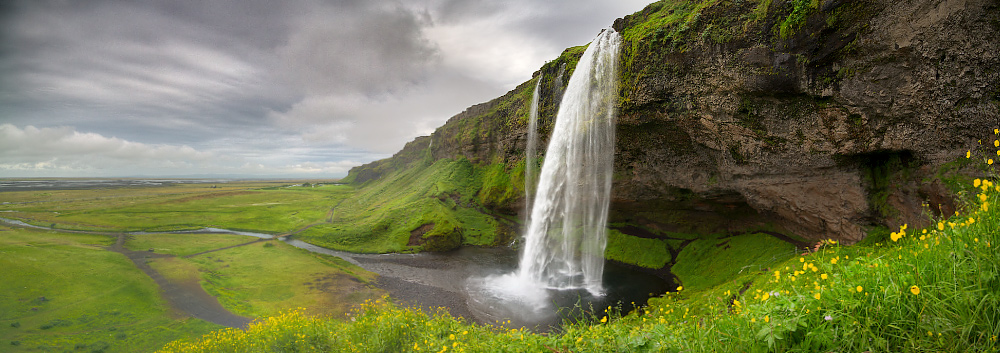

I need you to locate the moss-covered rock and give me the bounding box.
[343,0,1000,249]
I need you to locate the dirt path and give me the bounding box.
[182,239,266,258]
[0,218,254,329]
[107,234,253,328]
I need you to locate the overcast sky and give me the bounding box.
[0,0,650,178]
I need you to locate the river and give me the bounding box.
[1,217,670,331]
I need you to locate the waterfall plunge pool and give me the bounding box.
[283,239,672,331]
[463,246,673,331]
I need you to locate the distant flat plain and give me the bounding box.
[0,179,383,352]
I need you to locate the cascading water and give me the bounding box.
[523,77,542,227]
[518,26,620,296]
[554,63,566,107]
[467,27,622,323]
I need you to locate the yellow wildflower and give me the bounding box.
[813,292,821,300]
[856,285,863,293]
[831,257,838,264]
[676,286,683,291]
[600,316,607,323]
[764,315,770,323]
[938,221,945,231]
[890,232,901,242]
[910,285,920,295]
[976,179,983,187]
[821,273,829,280]
[990,159,995,165]
[967,150,972,158]
[994,140,998,147]
[761,292,770,301]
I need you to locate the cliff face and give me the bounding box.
[348,0,1000,244]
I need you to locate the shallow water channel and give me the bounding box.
[1,217,671,331]
[284,238,671,331]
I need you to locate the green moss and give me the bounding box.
[672,233,795,291]
[778,0,819,38]
[604,229,670,268]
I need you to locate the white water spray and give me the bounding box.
[517,26,620,296]
[467,28,621,320]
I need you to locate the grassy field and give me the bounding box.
[0,180,389,352]
[126,232,254,256]
[0,181,351,233]
[0,226,220,353]
[151,240,384,318]
[157,170,1000,352]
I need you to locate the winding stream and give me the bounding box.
[2,218,670,330]
[283,238,670,330]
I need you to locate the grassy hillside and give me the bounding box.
[298,158,520,253]
[158,149,1000,351]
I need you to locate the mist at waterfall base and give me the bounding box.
[467,27,668,329]
[465,249,670,329]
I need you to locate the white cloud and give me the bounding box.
[0,124,218,171]
[0,124,360,177]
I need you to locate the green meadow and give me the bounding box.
[0,226,220,352]
[158,172,1000,352]
[0,181,385,352]
[151,240,383,318]
[1,181,350,233]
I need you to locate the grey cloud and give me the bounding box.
[277,1,440,96]
[0,0,655,177]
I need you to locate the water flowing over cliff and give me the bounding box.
[517,26,621,296]
[343,0,999,262]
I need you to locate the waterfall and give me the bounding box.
[554,63,566,108]
[466,27,620,322]
[519,27,620,296]
[524,77,543,226]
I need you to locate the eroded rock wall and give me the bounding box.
[348,0,1000,243]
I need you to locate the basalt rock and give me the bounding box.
[348,0,1000,243]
